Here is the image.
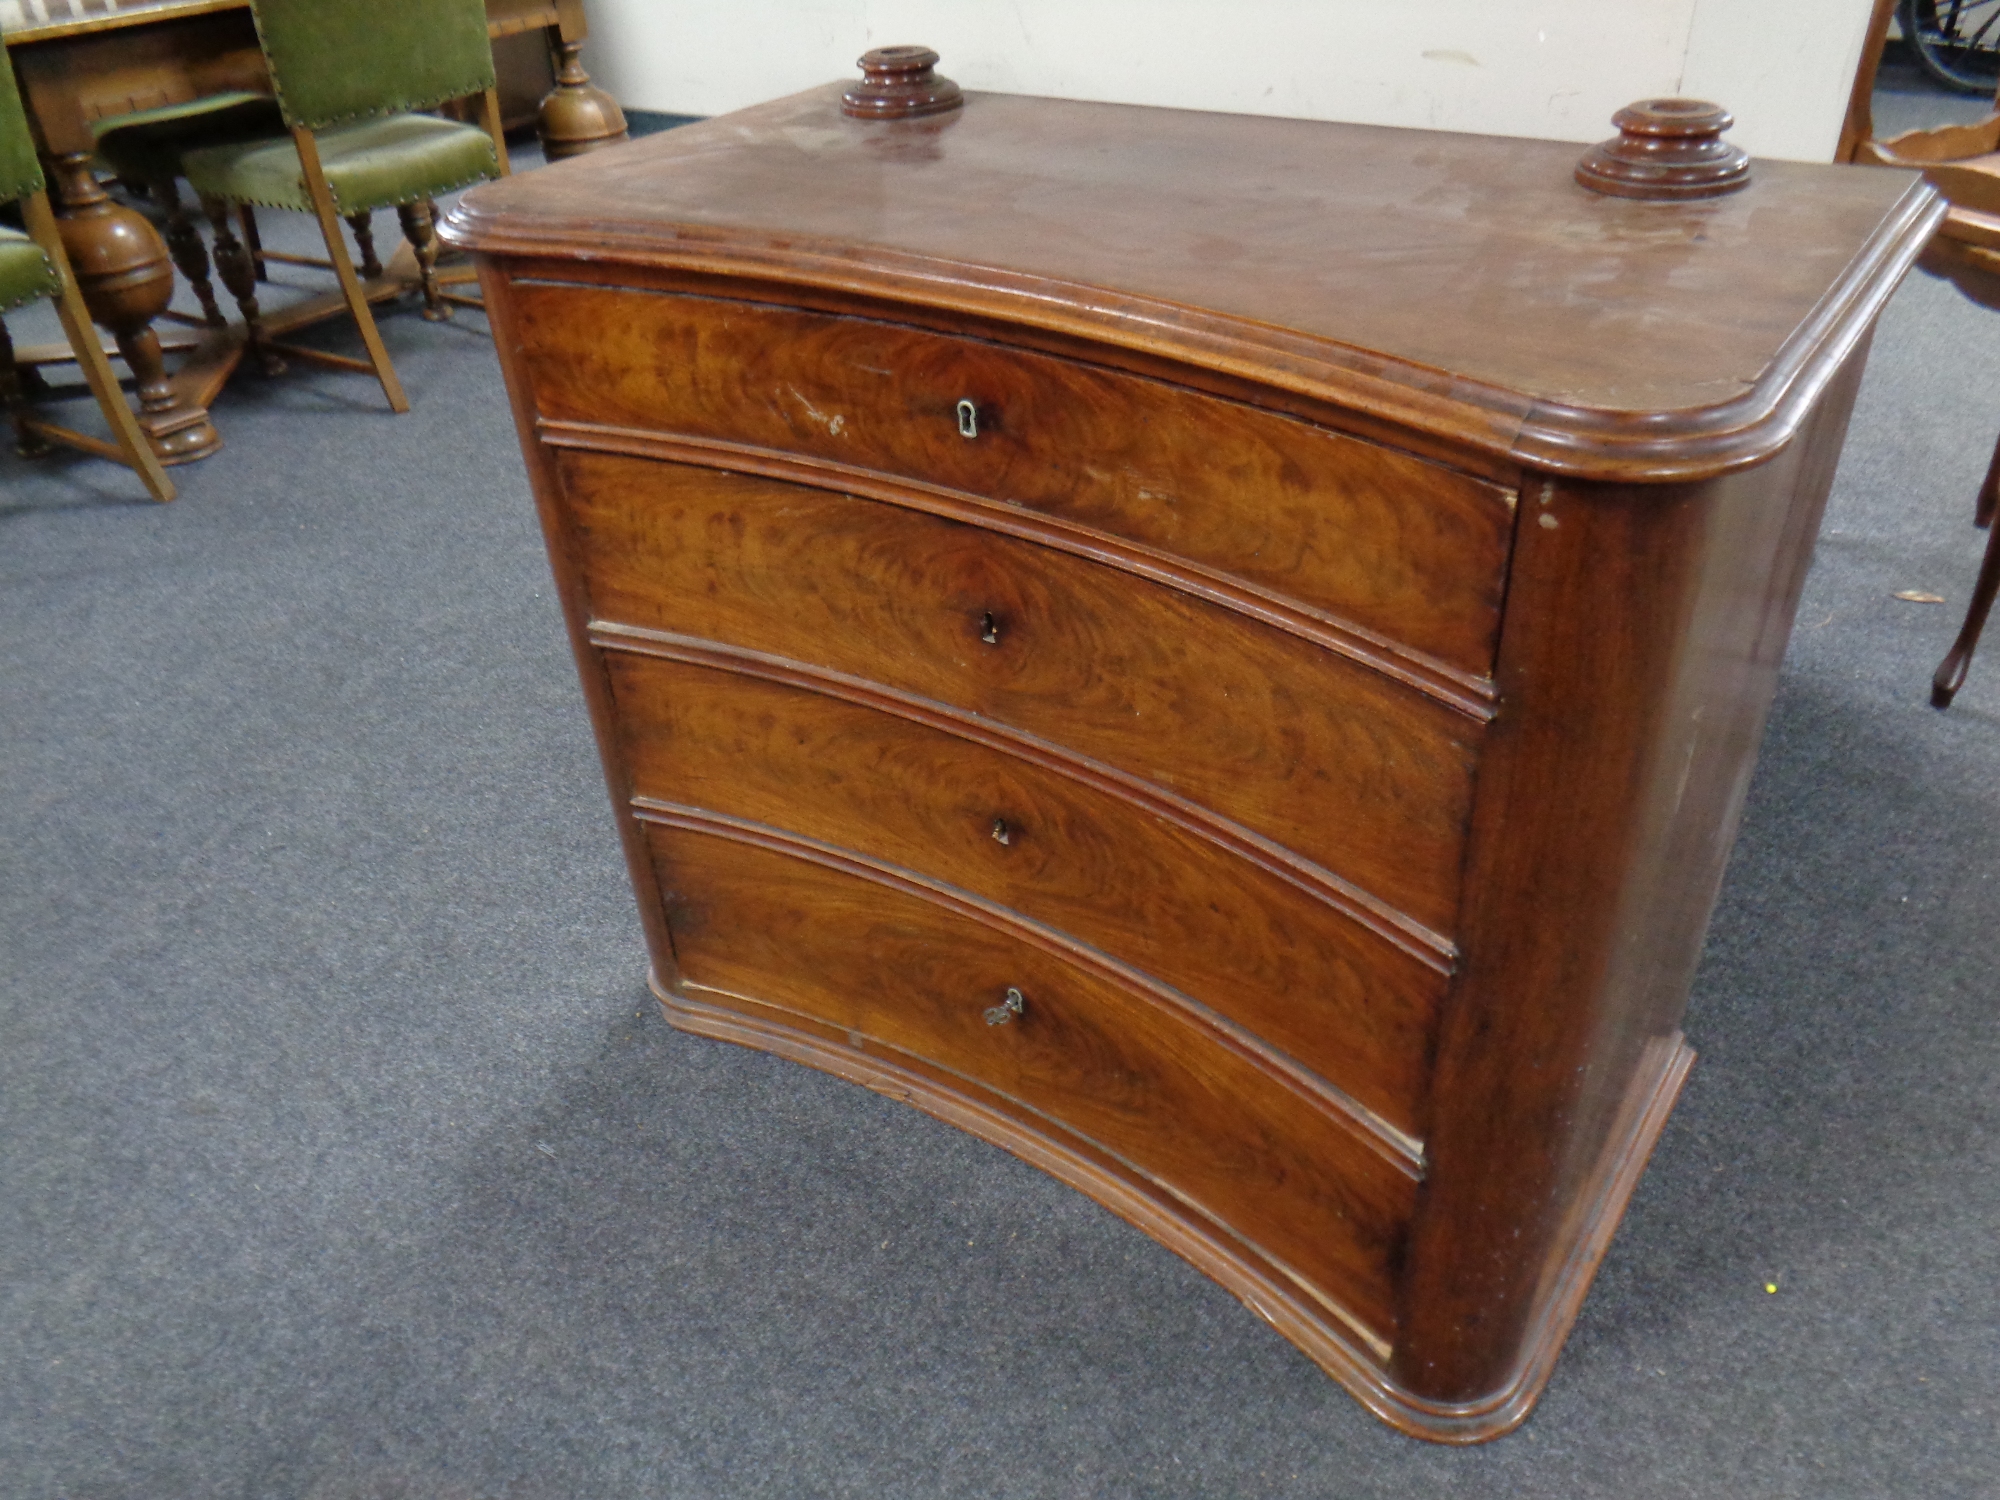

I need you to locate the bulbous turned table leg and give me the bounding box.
[536,41,629,161]
[49,154,221,465]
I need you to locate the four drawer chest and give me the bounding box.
[443,61,1939,1440]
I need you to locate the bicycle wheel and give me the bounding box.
[1906,0,2000,95]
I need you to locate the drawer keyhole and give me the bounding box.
[956,398,979,439]
[979,610,1001,646]
[983,986,1026,1026]
[991,817,1012,845]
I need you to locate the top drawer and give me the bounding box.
[508,282,1515,676]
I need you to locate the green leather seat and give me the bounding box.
[0,226,59,314]
[182,111,497,215]
[94,92,286,185]
[96,0,509,412]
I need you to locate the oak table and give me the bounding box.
[1,0,626,461]
[442,58,1939,1441]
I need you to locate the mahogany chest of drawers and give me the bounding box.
[443,67,1937,1441]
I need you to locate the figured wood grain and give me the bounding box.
[593,625,1456,969]
[512,282,1516,676]
[455,88,1937,1443]
[645,817,1417,1346]
[561,449,1482,934]
[604,650,1447,1139]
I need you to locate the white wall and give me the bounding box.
[581,0,1876,163]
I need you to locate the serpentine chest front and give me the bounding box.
[444,73,1936,1441]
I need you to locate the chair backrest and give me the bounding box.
[0,48,48,204]
[249,0,497,132]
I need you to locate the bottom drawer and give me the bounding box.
[645,818,1416,1348]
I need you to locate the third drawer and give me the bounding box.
[605,647,1448,1141]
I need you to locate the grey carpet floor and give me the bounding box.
[3,125,1998,1498]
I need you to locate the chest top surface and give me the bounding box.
[445,83,1938,478]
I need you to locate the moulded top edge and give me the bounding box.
[442,86,1942,483]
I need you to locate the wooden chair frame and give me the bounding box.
[8,186,174,501]
[223,87,510,414]
[1852,41,2000,708]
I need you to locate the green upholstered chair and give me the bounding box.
[1,56,173,502]
[121,0,511,414]
[94,92,286,331]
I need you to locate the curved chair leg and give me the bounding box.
[1933,507,2000,708]
[396,198,447,321]
[1977,427,2000,530]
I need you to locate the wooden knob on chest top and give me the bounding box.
[843,45,964,119]
[1575,98,1750,201]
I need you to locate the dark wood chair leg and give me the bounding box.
[203,195,284,376]
[239,204,267,282]
[395,198,447,321]
[1977,427,1999,530]
[345,210,383,280]
[150,174,226,327]
[1933,501,2000,708]
[0,316,54,457]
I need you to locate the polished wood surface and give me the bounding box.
[449,84,1933,479]
[8,180,175,498]
[647,820,1417,1347]
[1573,97,1751,200]
[446,77,1938,1441]
[606,650,1446,1140]
[513,282,1517,677]
[561,450,1481,934]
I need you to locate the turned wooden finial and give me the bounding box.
[1575,99,1751,200]
[842,46,963,120]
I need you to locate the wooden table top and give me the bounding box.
[1,0,564,44]
[446,84,1942,480]
[0,0,233,43]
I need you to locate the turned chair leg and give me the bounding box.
[1933,500,2000,709]
[150,174,227,328]
[239,205,267,282]
[202,195,284,376]
[396,198,447,321]
[0,316,53,457]
[345,210,383,280]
